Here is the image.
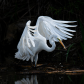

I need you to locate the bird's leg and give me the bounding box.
[31,62,34,67]
[31,56,34,67]
[34,54,38,67]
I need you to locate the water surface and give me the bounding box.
[0,68,84,84]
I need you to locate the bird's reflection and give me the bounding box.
[15,75,38,84]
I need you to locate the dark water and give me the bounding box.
[0,69,84,84]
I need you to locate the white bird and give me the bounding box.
[15,16,77,67]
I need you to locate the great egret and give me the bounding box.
[15,16,77,67]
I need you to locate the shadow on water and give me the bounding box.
[0,68,84,84]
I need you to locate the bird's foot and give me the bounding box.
[31,62,37,69]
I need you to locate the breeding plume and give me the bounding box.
[15,16,77,67]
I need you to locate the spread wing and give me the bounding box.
[36,16,77,42]
[15,21,37,61]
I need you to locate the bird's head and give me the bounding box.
[57,38,67,50]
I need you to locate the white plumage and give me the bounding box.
[15,16,77,66]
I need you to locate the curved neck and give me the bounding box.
[44,35,56,52]
[45,43,56,52]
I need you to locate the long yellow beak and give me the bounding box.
[57,38,67,50]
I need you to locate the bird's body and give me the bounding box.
[15,16,77,66]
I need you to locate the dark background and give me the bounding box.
[0,0,84,68]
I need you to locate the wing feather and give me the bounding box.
[43,21,72,39]
[15,21,36,61]
[37,16,76,41]
[59,29,74,36]
[55,24,76,32]
[55,20,77,23]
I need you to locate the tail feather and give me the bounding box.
[15,51,30,61]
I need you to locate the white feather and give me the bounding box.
[15,16,77,66]
[37,16,76,40]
